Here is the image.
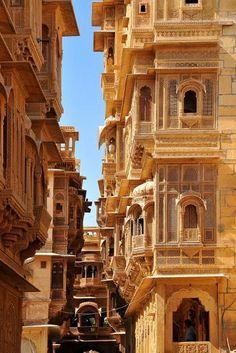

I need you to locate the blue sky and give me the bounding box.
[61,0,104,225]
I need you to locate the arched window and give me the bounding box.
[184,204,198,229]
[184,90,197,113]
[139,3,147,13]
[52,262,63,289]
[133,207,144,235]
[139,86,152,121]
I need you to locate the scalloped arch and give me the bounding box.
[166,287,216,313]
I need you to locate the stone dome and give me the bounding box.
[132,179,154,198]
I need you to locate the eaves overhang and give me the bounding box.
[43,0,79,36]
[125,273,228,316]
[1,61,46,103]
[31,118,65,143]
[0,0,16,34]
[94,30,115,52]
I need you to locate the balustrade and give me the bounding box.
[132,234,145,249]
[157,249,215,266]
[182,228,200,242]
[174,341,211,353]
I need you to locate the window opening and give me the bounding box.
[139,86,152,121]
[81,312,96,326]
[173,298,209,342]
[52,262,63,289]
[185,0,198,4]
[139,3,147,13]
[184,90,197,113]
[184,204,197,229]
[87,265,93,278]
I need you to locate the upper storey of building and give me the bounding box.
[92,0,233,118]
[0,0,79,120]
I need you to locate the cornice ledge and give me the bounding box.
[154,20,233,28]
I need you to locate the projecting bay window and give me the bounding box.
[158,164,216,244]
[135,81,154,134]
[158,74,215,129]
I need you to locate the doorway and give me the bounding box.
[173,298,209,342]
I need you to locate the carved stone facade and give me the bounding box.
[0,1,80,353]
[93,1,236,352]
[22,126,91,353]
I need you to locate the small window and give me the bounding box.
[56,203,63,212]
[139,3,147,13]
[184,90,197,113]
[185,0,198,4]
[139,86,152,121]
[41,261,47,269]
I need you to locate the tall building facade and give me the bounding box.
[22,126,91,353]
[93,1,236,352]
[0,1,78,353]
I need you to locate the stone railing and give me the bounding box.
[132,234,145,249]
[138,121,152,134]
[156,249,215,266]
[182,228,200,242]
[174,341,211,353]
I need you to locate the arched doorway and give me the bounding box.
[173,298,209,342]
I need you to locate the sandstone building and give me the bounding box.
[57,227,120,353]
[22,126,91,353]
[93,1,236,352]
[0,1,79,353]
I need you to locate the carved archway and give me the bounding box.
[165,287,218,351]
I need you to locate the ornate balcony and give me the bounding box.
[77,278,101,288]
[111,255,126,285]
[32,205,52,244]
[174,341,211,353]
